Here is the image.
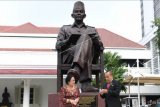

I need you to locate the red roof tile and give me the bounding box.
[97,28,144,48]
[0,22,144,48]
[0,26,13,31]
[0,69,56,75]
[39,27,59,34]
[1,23,49,34]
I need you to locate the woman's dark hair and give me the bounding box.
[65,74,78,85]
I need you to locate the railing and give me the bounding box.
[145,55,160,74]
[125,67,152,75]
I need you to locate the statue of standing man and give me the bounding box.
[56,1,104,92]
[2,87,10,104]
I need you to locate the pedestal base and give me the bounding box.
[0,103,12,107]
[48,92,105,107]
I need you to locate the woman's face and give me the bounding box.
[68,77,76,86]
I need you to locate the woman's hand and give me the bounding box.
[70,99,77,105]
[75,98,79,104]
[68,97,79,105]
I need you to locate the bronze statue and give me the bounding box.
[56,1,104,92]
[2,87,10,104]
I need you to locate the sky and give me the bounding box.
[0,0,154,42]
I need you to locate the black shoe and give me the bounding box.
[81,82,99,92]
[67,69,80,80]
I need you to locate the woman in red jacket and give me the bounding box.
[59,73,80,107]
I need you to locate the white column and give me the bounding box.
[137,59,141,107]
[23,79,30,107]
[158,53,160,73]
[141,96,146,106]
[137,76,140,107]
[150,41,154,74]
[127,64,131,107]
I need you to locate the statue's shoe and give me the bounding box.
[81,82,99,92]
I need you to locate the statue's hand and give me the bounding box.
[56,39,70,50]
[56,45,62,50]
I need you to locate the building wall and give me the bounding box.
[144,39,160,74]
[141,0,154,37]
[0,34,57,49]
[0,34,57,67]
[0,79,56,107]
[0,79,21,104]
[105,48,151,60]
[154,0,160,18]
[121,85,160,95]
[31,79,56,107]
[0,51,57,66]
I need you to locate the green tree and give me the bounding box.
[152,18,160,53]
[104,51,127,92]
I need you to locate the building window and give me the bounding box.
[20,88,34,104]
[15,85,40,106]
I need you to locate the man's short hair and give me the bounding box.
[105,71,113,76]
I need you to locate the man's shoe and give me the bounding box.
[81,82,99,92]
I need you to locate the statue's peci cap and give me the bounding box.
[73,1,85,11]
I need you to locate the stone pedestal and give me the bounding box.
[0,103,12,107]
[48,93,105,107]
[48,94,60,107]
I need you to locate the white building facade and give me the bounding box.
[0,22,153,107]
[133,0,160,106]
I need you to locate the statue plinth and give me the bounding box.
[48,92,105,107]
[0,103,12,107]
[79,92,98,107]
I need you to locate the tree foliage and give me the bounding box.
[152,18,160,53]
